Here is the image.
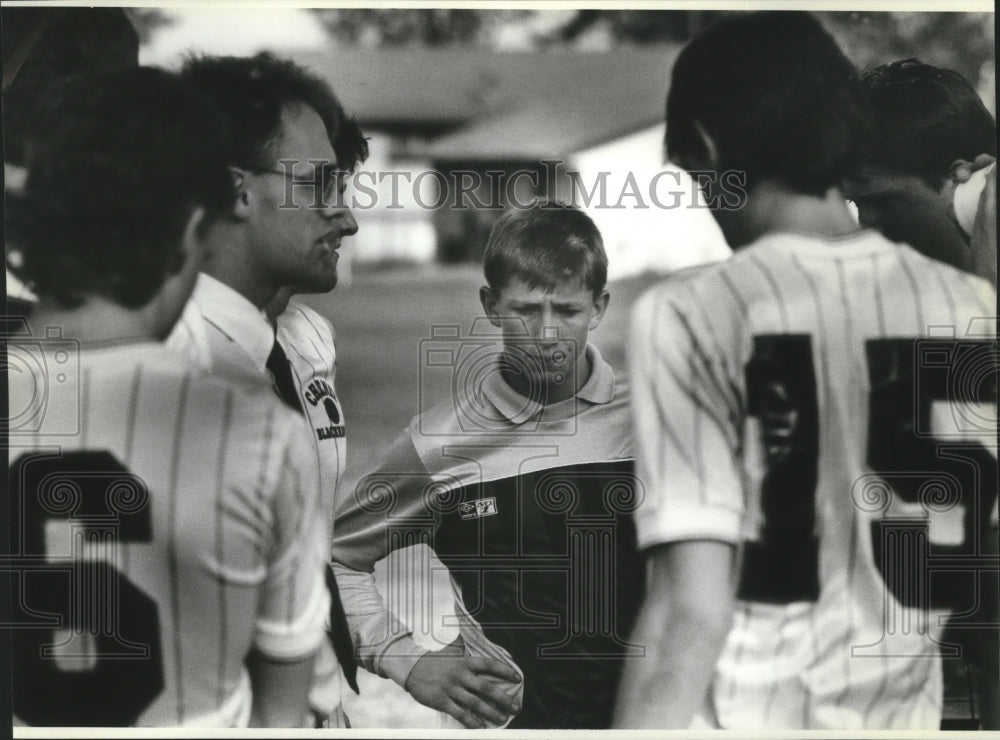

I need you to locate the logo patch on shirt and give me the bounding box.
[305,378,341,423]
[459,497,498,520]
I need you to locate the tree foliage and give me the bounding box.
[310,9,533,47]
[307,9,994,98]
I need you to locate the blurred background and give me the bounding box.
[127,5,997,484]
[137,9,995,727]
[5,6,995,728]
[134,8,996,279]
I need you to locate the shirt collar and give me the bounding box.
[481,343,616,425]
[192,272,274,374]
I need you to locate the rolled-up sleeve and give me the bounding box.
[254,418,330,661]
[629,287,745,550]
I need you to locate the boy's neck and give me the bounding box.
[726,182,862,249]
[500,346,593,407]
[31,296,161,345]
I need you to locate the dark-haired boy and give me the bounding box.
[8,66,328,727]
[615,12,997,730]
[3,7,140,317]
[848,59,999,727]
[845,59,996,285]
[331,204,645,729]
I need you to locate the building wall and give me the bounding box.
[431,160,547,264]
[569,123,731,280]
[348,125,733,279]
[348,130,437,269]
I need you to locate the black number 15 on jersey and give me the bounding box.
[738,335,998,613]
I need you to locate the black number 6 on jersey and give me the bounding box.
[9,450,164,726]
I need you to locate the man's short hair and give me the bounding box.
[180,52,369,174]
[861,59,996,187]
[483,203,608,297]
[19,66,234,309]
[666,11,871,196]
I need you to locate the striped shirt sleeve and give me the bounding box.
[330,429,437,686]
[629,286,744,549]
[254,408,330,661]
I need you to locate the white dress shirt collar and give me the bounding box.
[192,272,274,375]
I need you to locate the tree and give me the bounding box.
[817,11,994,99]
[310,9,532,47]
[307,10,994,107]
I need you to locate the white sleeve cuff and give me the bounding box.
[254,570,331,661]
[374,633,430,688]
[636,500,742,550]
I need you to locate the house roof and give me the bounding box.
[418,83,666,161]
[290,47,678,155]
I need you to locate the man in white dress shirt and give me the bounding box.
[166,52,368,727]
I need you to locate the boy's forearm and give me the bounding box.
[614,600,729,728]
[330,561,429,687]
[247,650,317,727]
[614,540,736,729]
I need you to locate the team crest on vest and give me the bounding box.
[305,378,345,439]
[459,496,498,520]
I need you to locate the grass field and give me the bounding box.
[298,263,663,727]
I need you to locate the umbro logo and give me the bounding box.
[459,497,498,520]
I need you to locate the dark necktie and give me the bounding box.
[266,336,359,694]
[266,339,304,414]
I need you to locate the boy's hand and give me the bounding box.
[404,636,522,728]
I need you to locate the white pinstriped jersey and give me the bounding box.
[169,282,347,540]
[275,300,349,719]
[8,341,329,727]
[276,299,347,539]
[629,230,997,730]
[168,281,348,717]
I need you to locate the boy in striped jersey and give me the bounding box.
[7,67,329,726]
[331,204,645,729]
[165,53,368,726]
[849,57,1000,729]
[614,12,998,730]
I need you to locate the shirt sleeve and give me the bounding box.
[330,429,437,687]
[629,286,745,549]
[254,412,330,661]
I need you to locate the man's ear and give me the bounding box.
[589,289,610,331]
[950,155,997,185]
[170,206,207,275]
[230,167,252,220]
[950,159,978,186]
[479,285,502,328]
